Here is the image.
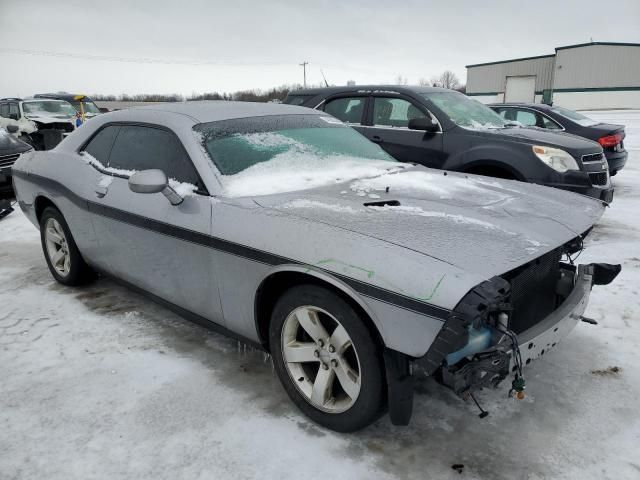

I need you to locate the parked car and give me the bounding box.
[34,93,102,122]
[285,87,613,203]
[0,97,76,150]
[489,103,628,176]
[0,126,32,198]
[12,102,619,431]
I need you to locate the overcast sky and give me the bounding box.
[1,0,639,97]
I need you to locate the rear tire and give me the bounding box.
[270,284,385,432]
[40,206,95,286]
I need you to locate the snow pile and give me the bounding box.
[82,152,197,197]
[349,170,497,199]
[366,204,505,231]
[97,175,113,188]
[223,154,402,197]
[81,151,135,177]
[279,199,360,214]
[168,179,197,197]
[241,131,307,150]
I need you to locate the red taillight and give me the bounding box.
[598,132,623,148]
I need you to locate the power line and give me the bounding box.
[0,47,290,67]
[0,47,440,80]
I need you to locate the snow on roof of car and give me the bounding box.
[126,101,319,123]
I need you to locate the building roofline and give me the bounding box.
[466,42,640,69]
[466,53,555,69]
[555,41,640,51]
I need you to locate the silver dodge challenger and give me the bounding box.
[12,101,620,432]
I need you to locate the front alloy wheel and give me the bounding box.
[270,285,385,432]
[281,305,361,413]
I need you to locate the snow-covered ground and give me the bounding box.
[1,111,639,480]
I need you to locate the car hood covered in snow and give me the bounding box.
[255,166,605,279]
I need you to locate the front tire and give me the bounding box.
[270,285,385,432]
[40,206,95,286]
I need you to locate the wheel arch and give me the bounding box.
[254,265,384,352]
[462,159,525,181]
[34,195,60,222]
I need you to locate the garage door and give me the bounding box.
[505,76,536,103]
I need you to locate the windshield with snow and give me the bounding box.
[195,114,401,196]
[550,106,600,127]
[423,91,506,129]
[22,100,76,118]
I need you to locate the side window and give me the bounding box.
[514,109,537,127]
[83,125,120,165]
[0,103,8,118]
[323,97,365,124]
[284,95,312,106]
[499,108,517,121]
[372,97,426,128]
[540,114,562,130]
[9,103,19,119]
[108,125,199,185]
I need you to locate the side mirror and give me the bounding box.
[128,169,183,205]
[6,125,19,134]
[9,113,19,121]
[408,117,439,132]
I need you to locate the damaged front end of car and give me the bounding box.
[390,235,621,424]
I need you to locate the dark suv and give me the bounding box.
[489,103,627,176]
[0,127,32,198]
[285,86,613,203]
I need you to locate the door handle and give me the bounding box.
[371,135,383,143]
[95,186,108,198]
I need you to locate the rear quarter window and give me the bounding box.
[284,95,313,106]
[83,125,120,164]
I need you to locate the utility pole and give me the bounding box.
[299,61,308,88]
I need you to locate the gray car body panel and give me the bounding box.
[11,101,606,357]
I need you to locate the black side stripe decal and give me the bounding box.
[16,171,451,320]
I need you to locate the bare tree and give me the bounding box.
[394,75,408,85]
[418,78,431,86]
[431,70,460,90]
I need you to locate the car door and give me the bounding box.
[361,95,444,168]
[85,123,224,324]
[320,94,369,134]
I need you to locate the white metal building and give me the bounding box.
[466,42,640,109]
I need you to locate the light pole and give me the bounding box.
[299,61,308,88]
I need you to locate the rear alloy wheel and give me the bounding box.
[40,206,95,286]
[44,217,71,277]
[270,285,385,432]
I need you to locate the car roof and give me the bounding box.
[104,100,321,124]
[488,102,553,110]
[289,85,453,96]
[35,93,96,102]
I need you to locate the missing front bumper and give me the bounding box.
[418,263,620,396]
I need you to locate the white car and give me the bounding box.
[0,97,77,150]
